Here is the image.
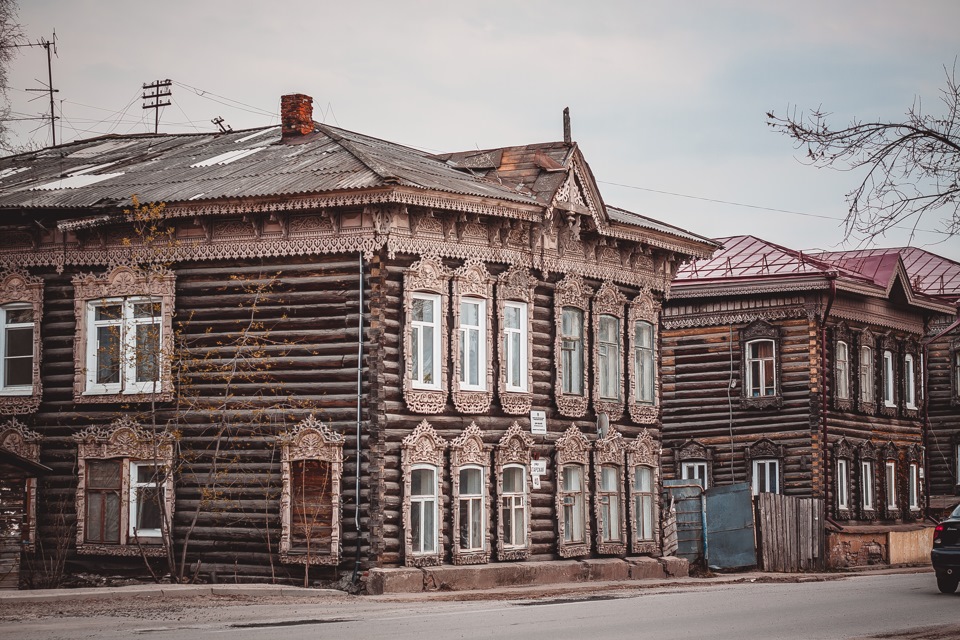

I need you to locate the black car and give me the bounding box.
[932,504,960,593]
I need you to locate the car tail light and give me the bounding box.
[935,524,944,545]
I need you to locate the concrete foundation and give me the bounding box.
[827,524,934,569]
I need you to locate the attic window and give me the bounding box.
[190,146,265,168]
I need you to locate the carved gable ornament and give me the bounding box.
[0,270,44,415]
[833,437,855,461]
[451,261,495,414]
[496,266,537,415]
[592,282,627,421]
[402,257,451,415]
[0,417,42,462]
[450,422,492,565]
[554,274,593,418]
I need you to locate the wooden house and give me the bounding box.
[0,94,715,586]
[660,235,955,566]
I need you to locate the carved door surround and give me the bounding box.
[495,422,535,561]
[555,424,592,558]
[593,427,627,556]
[402,257,452,414]
[555,274,592,418]
[277,415,344,565]
[450,422,491,565]
[627,429,660,555]
[496,266,536,415]
[401,420,447,567]
[451,261,495,414]
[627,290,661,424]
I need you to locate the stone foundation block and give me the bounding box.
[627,556,665,580]
[526,559,588,584]
[658,556,689,577]
[366,567,424,595]
[580,558,630,581]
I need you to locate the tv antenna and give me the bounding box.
[12,32,59,146]
[142,79,172,134]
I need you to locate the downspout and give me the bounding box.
[820,273,837,512]
[352,252,364,583]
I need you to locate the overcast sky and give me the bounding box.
[6,1,960,260]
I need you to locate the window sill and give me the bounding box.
[77,543,166,557]
[0,394,40,414]
[0,388,31,396]
[280,551,338,566]
[75,390,174,404]
[740,395,783,410]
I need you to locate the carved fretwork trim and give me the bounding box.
[554,274,592,417]
[744,438,786,496]
[673,439,714,488]
[739,319,783,410]
[858,329,877,413]
[0,270,44,415]
[627,430,661,555]
[0,417,41,462]
[832,437,855,520]
[627,291,661,424]
[951,338,960,408]
[451,261,495,414]
[495,422,534,561]
[73,417,175,556]
[402,257,452,414]
[401,420,447,567]
[496,266,537,415]
[832,322,854,412]
[593,428,627,556]
[555,425,592,558]
[450,423,492,565]
[277,415,344,565]
[592,282,627,421]
[71,265,176,403]
[878,334,899,418]
[662,307,809,330]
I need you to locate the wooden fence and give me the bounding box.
[755,493,825,572]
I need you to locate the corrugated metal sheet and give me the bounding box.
[674,235,848,282]
[815,247,960,300]
[606,205,718,246]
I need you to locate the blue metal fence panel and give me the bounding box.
[704,482,757,570]
[663,479,705,564]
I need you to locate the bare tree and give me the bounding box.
[0,0,21,147]
[767,65,960,242]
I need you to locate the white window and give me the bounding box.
[835,341,850,400]
[635,320,655,405]
[837,459,849,510]
[909,463,920,510]
[560,307,585,396]
[410,465,438,554]
[598,465,622,542]
[410,293,441,390]
[904,354,917,409]
[885,461,897,510]
[85,298,163,395]
[458,466,485,552]
[860,346,874,403]
[861,461,874,511]
[560,464,586,543]
[129,462,164,538]
[752,459,780,495]
[882,350,895,407]
[746,339,776,397]
[597,315,621,401]
[458,298,486,391]
[0,304,33,394]
[500,464,527,549]
[503,302,527,392]
[681,461,709,489]
[633,465,655,542]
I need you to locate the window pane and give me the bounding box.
[509,331,521,386]
[562,307,582,336]
[136,323,160,382]
[412,297,432,323]
[468,328,479,386]
[135,486,163,531]
[599,315,617,342]
[563,465,581,491]
[133,302,161,318]
[636,321,652,347]
[635,466,652,492]
[6,327,32,357]
[460,468,482,495]
[762,360,775,395]
[96,326,121,384]
[411,468,435,496]
[601,466,619,491]
[422,499,435,552]
[513,501,525,545]
[505,306,520,329]
[87,460,122,489]
[5,354,31,386]
[6,308,32,324]
[461,301,479,326]
[421,326,434,384]
[502,467,523,493]
[95,304,122,321]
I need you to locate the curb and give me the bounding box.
[0,583,343,604]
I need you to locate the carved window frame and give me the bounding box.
[879,335,898,415]
[495,422,534,561]
[739,319,782,409]
[401,420,447,566]
[906,445,923,515]
[555,425,592,557]
[627,291,660,425]
[0,270,43,415]
[881,442,901,520]
[745,438,785,496]
[832,323,853,411]
[858,330,876,413]
[0,418,42,550]
[450,422,491,565]
[403,257,451,414]
[554,274,592,418]
[496,266,536,415]
[903,345,919,416]
[627,430,660,555]
[952,339,960,407]
[73,417,175,556]
[674,439,713,489]
[593,428,627,555]
[72,265,175,404]
[451,261,495,414]
[277,415,344,565]
[592,282,627,420]
[833,438,855,519]
[858,442,877,519]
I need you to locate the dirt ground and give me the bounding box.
[855,626,960,640]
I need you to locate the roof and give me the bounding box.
[813,247,960,302]
[606,205,718,247]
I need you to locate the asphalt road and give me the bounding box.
[6,572,960,640]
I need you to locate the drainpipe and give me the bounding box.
[820,273,837,510]
[352,252,364,584]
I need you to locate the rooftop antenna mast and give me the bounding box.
[142,79,172,134]
[18,32,59,146]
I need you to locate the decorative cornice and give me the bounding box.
[0,417,42,462]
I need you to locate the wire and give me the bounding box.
[172,81,276,118]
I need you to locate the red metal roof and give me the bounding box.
[814,247,960,301]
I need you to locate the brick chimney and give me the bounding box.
[280,93,314,140]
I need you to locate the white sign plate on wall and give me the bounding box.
[530,410,547,434]
[531,475,542,489]
[530,459,547,476]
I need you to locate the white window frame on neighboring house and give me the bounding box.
[752,458,780,495]
[882,350,895,407]
[835,340,850,400]
[410,293,442,390]
[885,461,897,510]
[837,458,850,510]
[860,345,875,404]
[904,354,917,409]
[745,338,777,398]
[502,301,528,393]
[861,460,874,511]
[681,460,709,489]
[457,297,486,392]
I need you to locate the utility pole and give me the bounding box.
[142,79,172,134]
[17,33,59,146]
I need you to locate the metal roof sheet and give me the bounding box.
[605,205,718,247]
[814,247,960,300]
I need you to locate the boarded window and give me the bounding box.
[290,459,333,554]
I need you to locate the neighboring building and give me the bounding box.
[0,94,715,586]
[813,248,960,517]
[660,236,955,566]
